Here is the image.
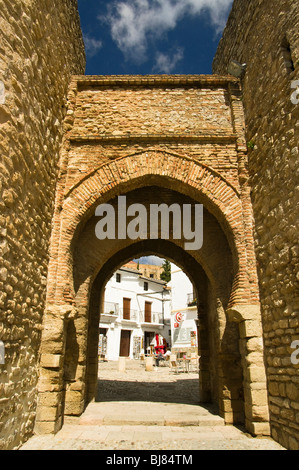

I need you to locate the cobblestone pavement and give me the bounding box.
[21,360,285,451]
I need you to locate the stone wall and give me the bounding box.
[0,0,85,449]
[213,0,299,450]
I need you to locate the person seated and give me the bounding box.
[155,352,165,366]
[164,349,171,359]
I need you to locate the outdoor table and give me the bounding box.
[177,357,191,372]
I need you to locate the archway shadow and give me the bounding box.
[95,362,219,417]
[96,378,201,405]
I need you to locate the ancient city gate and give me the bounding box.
[35,75,270,436]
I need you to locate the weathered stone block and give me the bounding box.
[35,406,58,422]
[244,386,269,407]
[245,419,271,436]
[37,392,63,408]
[239,320,263,339]
[40,354,63,369]
[244,365,267,383]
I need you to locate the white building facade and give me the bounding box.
[99,266,171,361]
[169,264,198,352]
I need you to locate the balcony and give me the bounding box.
[104,301,119,315]
[100,302,119,322]
[139,311,164,325]
[119,308,139,322]
[187,293,197,307]
[100,302,164,326]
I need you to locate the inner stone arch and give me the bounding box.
[59,183,245,428]
[83,238,243,421]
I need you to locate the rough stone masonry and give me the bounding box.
[0,0,85,450]
[213,0,299,450]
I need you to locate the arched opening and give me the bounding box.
[89,255,204,416]
[35,166,270,437]
[61,182,245,428]
[96,255,173,363]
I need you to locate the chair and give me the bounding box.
[164,354,171,367]
[170,354,178,373]
[158,354,168,367]
[140,353,145,365]
[170,354,185,373]
[189,353,199,372]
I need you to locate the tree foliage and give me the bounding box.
[160,259,171,283]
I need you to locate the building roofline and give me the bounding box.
[72,74,240,89]
[118,267,140,274]
[139,275,168,286]
[117,267,169,286]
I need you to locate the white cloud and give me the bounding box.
[135,256,164,266]
[104,0,233,62]
[183,0,233,31]
[153,48,184,73]
[83,34,103,58]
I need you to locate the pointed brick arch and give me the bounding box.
[64,149,240,200]
[64,149,241,231]
[47,150,255,310]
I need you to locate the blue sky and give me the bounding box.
[77,0,233,267]
[78,0,233,75]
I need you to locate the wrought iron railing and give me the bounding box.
[119,308,139,322]
[187,293,197,306]
[139,311,163,324]
[102,301,119,315]
[101,303,163,324]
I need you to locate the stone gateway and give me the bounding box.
[33,74,270,438]
[0,0,298,451]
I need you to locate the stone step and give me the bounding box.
[78,401,225,428]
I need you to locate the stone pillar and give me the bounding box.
[227,305,270,436]
[218,352,244,425]
[63,314,88,416]
[34,304,78,435]
[145,356,154,371]
[239,319,270,435]
[118,356,126,372]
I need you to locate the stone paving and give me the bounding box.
[20,360,285,451]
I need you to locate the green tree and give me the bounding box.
[160,259,171,283]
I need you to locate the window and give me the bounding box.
[150,274,154,278]
[145,301,152,323]
[116,273,121,283]
[123,298,131,320]
[144,281,148,291]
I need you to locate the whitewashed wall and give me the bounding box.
[169,264,198,349]
[100,267,171,360]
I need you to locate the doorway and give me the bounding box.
[120,330,131,357]
[98,328,107,360]
[144,331,155,355]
